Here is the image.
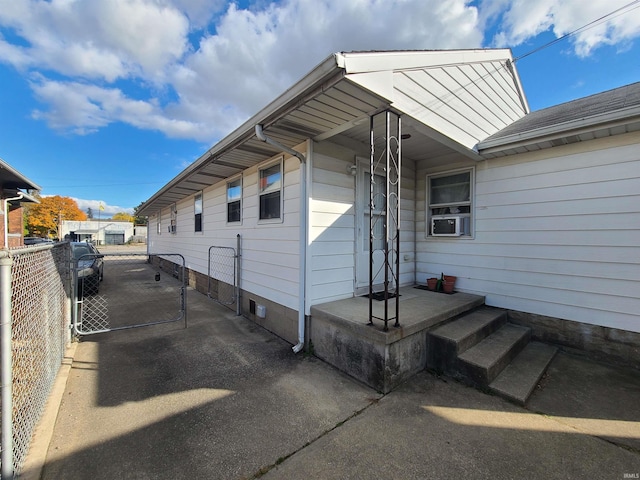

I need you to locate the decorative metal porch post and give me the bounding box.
[368,110,401,331]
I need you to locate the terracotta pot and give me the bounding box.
[426,277,438,290]
[443,275,456,293]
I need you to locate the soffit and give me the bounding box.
[0,158,41,192]
[139,78,392,215]
[140,49,524,216]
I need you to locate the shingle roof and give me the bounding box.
[481,81,640,144]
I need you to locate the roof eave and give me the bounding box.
[0,158,41,191]
[137,53,343,216]
[478,105,640,154]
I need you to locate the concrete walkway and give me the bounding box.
[27,287,640,479]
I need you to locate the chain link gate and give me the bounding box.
[208,245,239,313]
[73,252,187,335]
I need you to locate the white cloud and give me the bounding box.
[486,0,640,57]
[72,197,134,217]
[1,0,639,142]
[171,0,226,28]
[0,0,190,81]
[30,77,202,137]
[170,0,483,139]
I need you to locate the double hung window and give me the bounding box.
[227,178,242,223]
[427,168,473,237]
[259,160,282,221]
[194,193,203,232]
[169,204,177,234]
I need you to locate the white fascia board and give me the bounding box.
[338,49,514,74]
[478,105,640,153]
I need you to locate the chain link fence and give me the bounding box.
[207,246,237,306]
[74,253,186,335]
[1,243,71,478]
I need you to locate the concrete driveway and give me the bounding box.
[28,286,640,479]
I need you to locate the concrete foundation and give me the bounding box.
[157,256,640,381]
[241,292,299,345]
[507,310,640,369]
[310,289,485,393]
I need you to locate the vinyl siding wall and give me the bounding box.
[309,142,416,306]
[309,145,356,306]
[416,131,640,333]
[148,154,302,311]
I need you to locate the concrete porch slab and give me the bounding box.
[310,288,485,393]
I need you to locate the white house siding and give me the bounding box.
[416,131,640,333]
[309,142,416,306]
[309,144,357,306]
[147,154,302,312]
[399,158,417,288]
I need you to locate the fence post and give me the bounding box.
[236,234,241,316]
[0,254,14,479]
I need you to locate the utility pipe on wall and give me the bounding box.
[254,124,307,354]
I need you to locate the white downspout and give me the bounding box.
[3,193,24,248]
[255,125,307,353]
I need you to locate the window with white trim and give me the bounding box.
[259,160,282,221]
[194,193,203,232]
[227,177,242,223]
[427,168,473,237]
[169,204,177,234]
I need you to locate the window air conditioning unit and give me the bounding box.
[431,216,462,236]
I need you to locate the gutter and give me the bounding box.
[137,54,343,217]
[255,125,307,354]
[478,105,640,154]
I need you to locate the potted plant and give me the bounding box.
[443,275,457,294]
[427,277,438,290]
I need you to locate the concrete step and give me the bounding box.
[489,341,558,405]
[457,323,531,387]
[426,307,507,374]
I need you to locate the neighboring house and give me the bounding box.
[0,158,40,248]
[138,49,639,365]
[60,220,136,245]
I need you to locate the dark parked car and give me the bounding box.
[71,242,104,294]
[24,237,54,245]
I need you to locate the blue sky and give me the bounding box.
[1,0,639,216]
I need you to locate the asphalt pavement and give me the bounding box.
[24,284,640,480]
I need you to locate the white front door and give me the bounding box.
[355,158,390,294]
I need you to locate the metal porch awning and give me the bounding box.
[137,58,393,216]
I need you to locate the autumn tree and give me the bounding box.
[112,212,134,222]
[26,195,87,238]
[133,203,148,225]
